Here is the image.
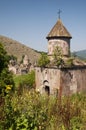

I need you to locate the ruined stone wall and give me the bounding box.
[35,66,86,96]
[35,67,61,95]
[61,67,86,95]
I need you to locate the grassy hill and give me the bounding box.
[76,50,86,59]
[0,35,41,64]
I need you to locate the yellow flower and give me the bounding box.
[6,85,12,90]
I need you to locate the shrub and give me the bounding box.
[53,46,64,67]
[65,57,74,67]
[37,52,50,67]
[0,42,15,96]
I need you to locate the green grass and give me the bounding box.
[13,74,29,87]
[13,70,35,88]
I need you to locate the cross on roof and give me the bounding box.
[58,9,62,19]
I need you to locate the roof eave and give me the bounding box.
[46,36,72,40]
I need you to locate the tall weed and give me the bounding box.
[0,90,86,130]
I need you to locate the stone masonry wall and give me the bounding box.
[35,66,86,96]
[61,67,86,95]
[35,67,61,95]
[48,38,70,60]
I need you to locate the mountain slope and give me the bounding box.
[73,50,86,60]
[0,35,41,64]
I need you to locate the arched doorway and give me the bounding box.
[43,80,50,95]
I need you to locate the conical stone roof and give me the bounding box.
[46,19,72,39]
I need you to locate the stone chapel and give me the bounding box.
[35,17,86,96]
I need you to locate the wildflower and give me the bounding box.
[5,85,12,93]
[6,85,11,90]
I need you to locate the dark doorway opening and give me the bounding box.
[45,86,50,95]
[43,80,50,95]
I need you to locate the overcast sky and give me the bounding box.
[0,0,86,52]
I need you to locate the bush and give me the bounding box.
[0,42,15,96]
[53,46,64,67]
[65,57,74,67]
[37,52,50,67]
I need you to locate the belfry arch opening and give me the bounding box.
[43,80,50,95]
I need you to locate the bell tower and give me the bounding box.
[46,13,72,60]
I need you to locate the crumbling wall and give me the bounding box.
[35,67,60,95]
[61,67,86,95]
[35,66,86,96]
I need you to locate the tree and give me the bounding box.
[0,42,15,95]
[37,52,50,67]
[0,43,9,73]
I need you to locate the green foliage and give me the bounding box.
[37,52,50,67]
[1,91,86,130]
[27,70,35,88]
[8,55,17,61]
[0,42,9,72]
[14,70,35,89]
[0,42,15,96]
[0,68,15,95]
[0,42,14,127]
[53,46,64,67]
[65,57,74,67]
